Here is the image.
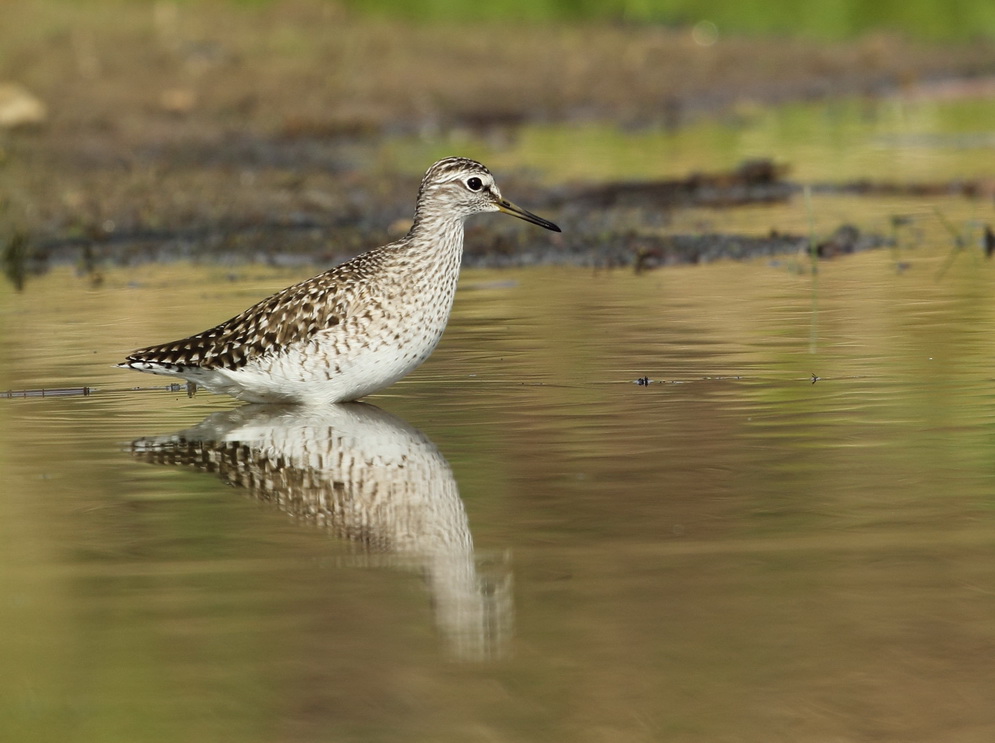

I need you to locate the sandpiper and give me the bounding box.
[118,157,560,404]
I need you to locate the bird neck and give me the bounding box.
[406,210,466,264]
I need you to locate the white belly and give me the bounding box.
[195,317,447,405]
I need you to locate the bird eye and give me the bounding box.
[466,176,483,191]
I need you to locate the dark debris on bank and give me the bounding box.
[1,155,970,283]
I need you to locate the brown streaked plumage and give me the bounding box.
[118,157,560,404]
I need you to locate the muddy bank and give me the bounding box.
[8,150,980,280]
[2,1,994,282]
[1,150,984,284]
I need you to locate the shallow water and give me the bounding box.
[3,235,995,741]
[388,92,994,259]
[398,92,995,183]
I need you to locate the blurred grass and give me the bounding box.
[312,0,995,40]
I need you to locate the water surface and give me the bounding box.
[3,239,995,741]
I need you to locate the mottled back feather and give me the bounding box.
[126,247,393,370]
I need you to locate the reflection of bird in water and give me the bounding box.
[118,157,559,404]
[130,402,512,660]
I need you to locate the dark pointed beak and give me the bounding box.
[497,198,561,232]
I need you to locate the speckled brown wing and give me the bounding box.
[125,267,356,371]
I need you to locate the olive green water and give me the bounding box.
[4,248,995,741]
[4,96,995,742]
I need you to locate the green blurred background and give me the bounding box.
[245,0,995,40]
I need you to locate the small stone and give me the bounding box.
[159,88,197,115]
[0,83,47,129]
